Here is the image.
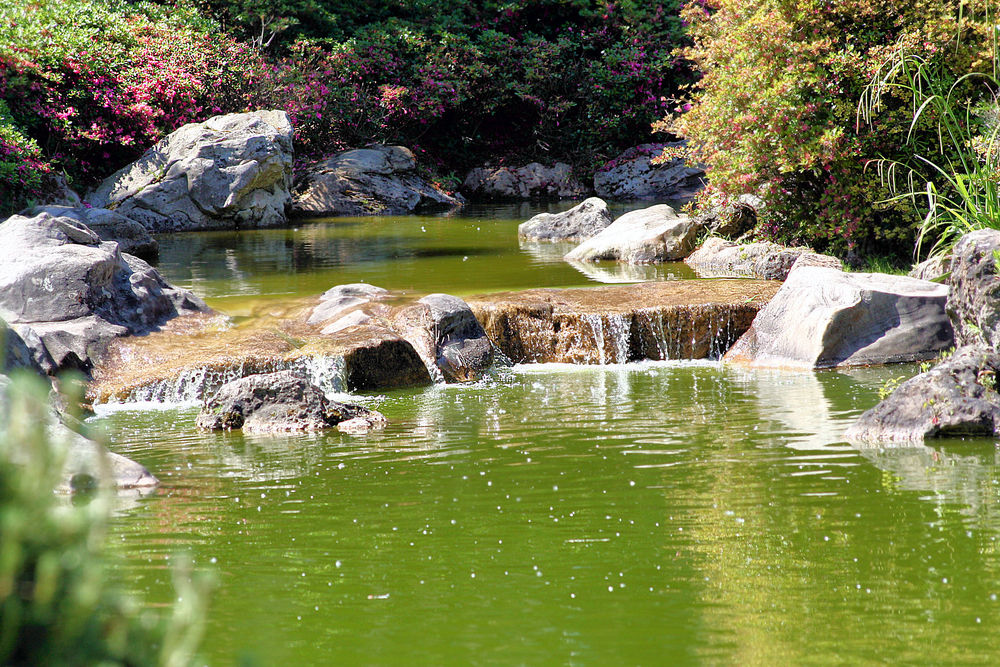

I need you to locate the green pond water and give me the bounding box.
[91,207,1000,665]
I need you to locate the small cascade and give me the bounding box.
[585,314,607,364]
[581,314,632,364]
[105,355,348,405]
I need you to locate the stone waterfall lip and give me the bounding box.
[466,279,781,365]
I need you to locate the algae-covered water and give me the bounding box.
[92,207,1000,664]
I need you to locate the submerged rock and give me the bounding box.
[292,145,461,216]
[564,204,700,264]
[685,237,839,281]
[391,294,494,382]
[462,162,588,200]
[87,110,293,232]
[724,267,954,369]
[21,205,157,259]
[518,197,612,243]
[468,280,779,364]
[0,210,207,374]
[846,346,1000,444]
[593,142,704,201]
[946,230,1000,348]
[196,370,386,434]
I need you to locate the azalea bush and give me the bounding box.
[249,0,689,170]
[0,0,260,193]
[669,0,992,258]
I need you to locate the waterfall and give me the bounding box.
[583,314,632,364]
[103,355,348,405]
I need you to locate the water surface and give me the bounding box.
[93,208,1000,664]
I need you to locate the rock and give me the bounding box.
[391,294,495,382]
[196,370,386,433]
[0,374,157,491]
[326,325,433,391]
[945,230,1000,348]
[308,283,389,326]
[0,211,207,374]
[693,194,762,238]
[1,319,48,375]
[468,280,779,364]
[845,346,1000,444]
[518,197,613,243]
[789,252,844,274]
[593,142,704,201]
[724,267,954,369]
[685,237,837,280]
[462,162,588,200]
[33,171,82,208]
[292,145,461,216]
[87,110,293,232]
[910,255,951,283]
[20,205,157,259]
[564,205,701,264]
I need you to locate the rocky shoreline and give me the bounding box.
[7,109,1000,495]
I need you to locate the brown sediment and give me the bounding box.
[467,279,780,364]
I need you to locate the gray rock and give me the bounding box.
[518,197,613,242]
[724,267,954,369]
[0,374,157,491]
[0,210,207,373]
[87,110,293,232]
[308,283,390,326]
[564,204,701,264]
[693,193,762,238]
[293,145,461,216]
[593,142,704,201]
[909,255,951,283]
[391,294,495,382]
[463,162,588,200]
[789,252,844,274]
[945,230,1000,348]
[21,205,157,259]
[196,370,386,433]
[685,237,836,280]
[1,319,47,375]
[845,346,1000,444]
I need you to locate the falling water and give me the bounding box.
[105,355,348,405]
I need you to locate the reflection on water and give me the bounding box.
[95,359,1000,665]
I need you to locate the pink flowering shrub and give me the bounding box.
[0,0,260,195]
[668,0,991,258]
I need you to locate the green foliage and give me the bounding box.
[671,0,993,259]
[0,99,52,214]
[860,41,1000,259]
[0,373,207,666]
[0,0,261,188]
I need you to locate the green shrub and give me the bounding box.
[0,100,52,214]
[0,372,207,666]
[670,0,992,259]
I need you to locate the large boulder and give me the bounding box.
[21,205,157,259]
[685,237,841,280]
[292,145,461,216]
[945,230,1000,347]
[390,294,494,382]
[909,255,951,283]
[518,197,613,243]
[724,267,954,369]
[0,210,207,374]
[564,205,701,264]
[196,370,387,434]
[692,194,762,239]
[462,162,588,200]
[845,346,1000,444]
[593,142,704,201]
[87,110,293,232]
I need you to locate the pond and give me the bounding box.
[92,205,1000,664]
